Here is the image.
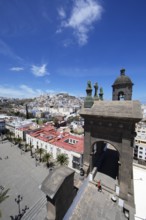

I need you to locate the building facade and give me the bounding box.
[134,122,146,163]
[26,124,84,172]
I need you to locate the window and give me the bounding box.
[140,147,143,150]
[56,148,61,156]
[50,147,53,154]
[64,138,78,145]
[72,156,80,170]
[139,156,142,158]
[139,151,143,154]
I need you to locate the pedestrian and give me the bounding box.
[97,180,102,192]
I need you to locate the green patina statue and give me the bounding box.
[94,82,98,99]
[84,80,94,108]
[99,87,104,100]
[86,80,92,97]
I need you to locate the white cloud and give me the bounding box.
[20,85,38,95]
[10,67,24,71]
[0,39,23,61]
[58,7,66,19]
[31,64,48,77]
[59,0,103,45]
[0,85,43,98]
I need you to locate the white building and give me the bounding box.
[141,104,146,119]
[26,125,84,172]
[134,122,146,163]
[6,118,36,135]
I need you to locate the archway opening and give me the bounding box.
[91,141,119,180]
[118,91,125,100]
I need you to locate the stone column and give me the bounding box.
[83,123,91,174]
[119,138,132,201]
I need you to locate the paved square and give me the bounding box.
[0,140,49,220]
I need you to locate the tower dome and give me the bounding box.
[113,69,133,86]
[112,69,134,100]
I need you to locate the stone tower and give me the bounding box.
[112,69,133,100]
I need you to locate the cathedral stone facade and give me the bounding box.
[80,69,142,215]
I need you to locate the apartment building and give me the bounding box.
[26,124,84,172]
[134,121,146,163]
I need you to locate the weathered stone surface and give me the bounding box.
[41,166,76,220]
[80,100,142,120]
[41,166,74,199]
[80,99,142,214]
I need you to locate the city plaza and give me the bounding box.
[0,140,146,220]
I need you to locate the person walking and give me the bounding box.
[97,180,102,192]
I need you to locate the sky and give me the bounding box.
[0,0,146,102]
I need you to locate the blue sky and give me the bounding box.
[0,0,146,102]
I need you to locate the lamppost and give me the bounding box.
[21,205,29,216]
[35,153,38,167]
[10,195,29,220]
[15,195,23,215]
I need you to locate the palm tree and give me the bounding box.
[57,153,69,166]
[17,137,22,148]
[36,148,45,162]
[0,188,10,218]
[29,144,34,156]
[6,130,14,141]
[43,153,52,167]
[24,143,29,152]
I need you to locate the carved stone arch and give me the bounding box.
[80,100,142,209]
[118,91,125,100]
[91,138,120,156]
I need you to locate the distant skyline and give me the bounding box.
[0,0,146,102]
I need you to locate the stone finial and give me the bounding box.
[120,68,125,75]
[86,80,92,97]
[84,80,94,108]
[94,82,99,100]
[99,87,104,100]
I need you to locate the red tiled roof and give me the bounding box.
[53,135,84,154]
[29,125,84,153]
[18,127,30,131]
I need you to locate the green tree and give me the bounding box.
[0,188,10,218]
[53,117,59,128]
[36,148,45,162]
[13,137,18,145]
[43,152,52,167]
[6,130,14,140]
[24,143,29,152]
[29,144,34,156]
[17,137,22,148]
[57,153,69,166]
[26,104,29,119]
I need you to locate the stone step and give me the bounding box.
[21,196,46,220]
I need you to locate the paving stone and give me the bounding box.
[0,141,49,220]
